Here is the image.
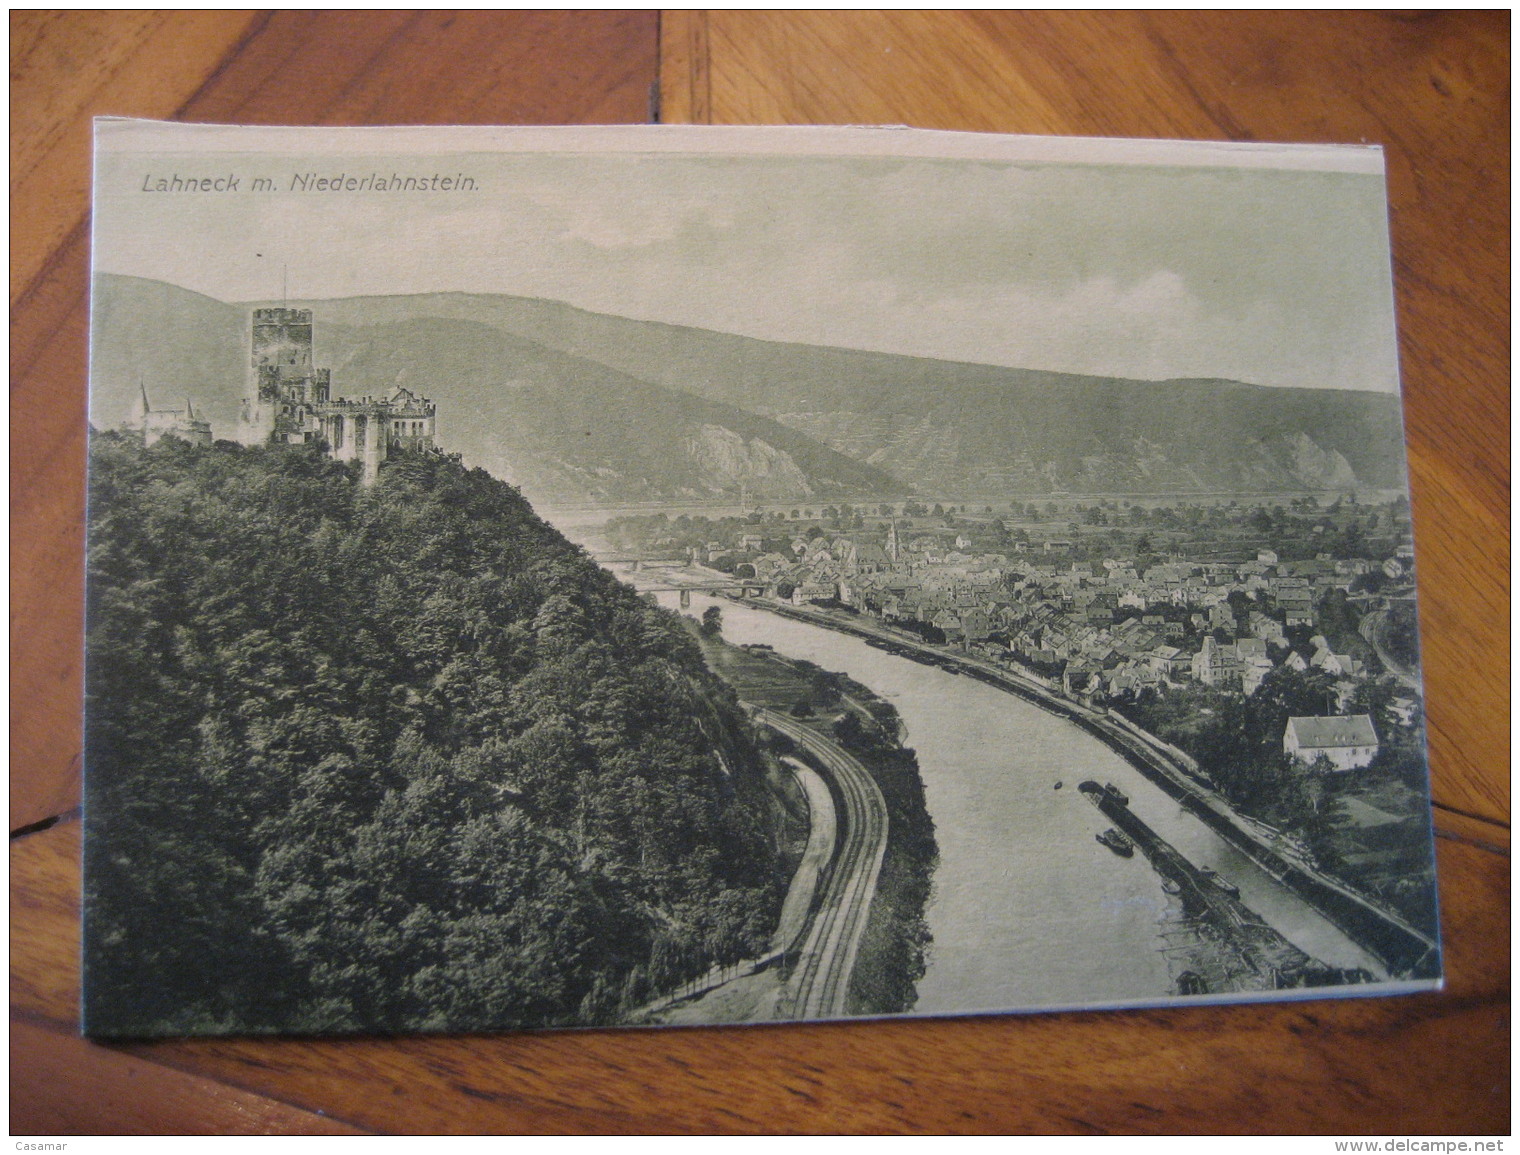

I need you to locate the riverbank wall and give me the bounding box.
[732,595,1438,979]
[1082,782,1373,991]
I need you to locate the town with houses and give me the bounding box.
[615,500,1419,742]
[605,491,1431,926]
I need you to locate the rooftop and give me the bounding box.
[1285,714,1379,749]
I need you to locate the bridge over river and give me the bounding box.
[592,555,771,601]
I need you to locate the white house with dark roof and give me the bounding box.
[1283,714,1380,771]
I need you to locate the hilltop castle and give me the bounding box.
[236,307,437,481]
[120,305,438,480]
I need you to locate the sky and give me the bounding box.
[93,129,1402,393]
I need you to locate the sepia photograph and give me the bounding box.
[82,121,1440,1039]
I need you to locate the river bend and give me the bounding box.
[661,592,1386,1015]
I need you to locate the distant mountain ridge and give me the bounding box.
[91,274,1410,502]
[90,276,903,506]
[296,286,1407,494]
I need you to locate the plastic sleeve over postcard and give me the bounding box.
[82,119,1438,1038]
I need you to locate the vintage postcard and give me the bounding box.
[83,121,1440,1037]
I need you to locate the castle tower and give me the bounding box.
[239,307,319,446]
[252,307,313,375]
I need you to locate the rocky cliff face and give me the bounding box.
[767,383,1399,495]
[1283,432,1359,489]
[683,424,815,498]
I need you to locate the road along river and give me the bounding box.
[657,591,1388,1016]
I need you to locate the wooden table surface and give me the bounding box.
[11,11,1509,1135]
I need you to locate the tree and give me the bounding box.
[833,711,866,750]
[810,669,843,710]
[1350,569,1387,595]
[699,606,723,637]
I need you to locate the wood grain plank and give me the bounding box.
[10,817,82,1025]
[1407,459,1511,821]
[1435,805,1509,856]
[659,9,1510,828]
[10,1017,370,1136]
[12,817,1507,1133]
[9,10,660,832]
[172,10,659,127]
[9,10,264,305]
[10,223,90,833]
[13,9,1507,1136]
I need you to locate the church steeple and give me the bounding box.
[129,381,151,424]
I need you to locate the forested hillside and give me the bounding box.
[83,434,785,1037]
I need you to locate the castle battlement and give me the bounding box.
[251,306,314,324]
[236,307,438,482]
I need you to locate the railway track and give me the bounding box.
[1360,608,1421,691]
[757,708,889,1020]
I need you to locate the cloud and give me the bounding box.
[91,147,1400,392]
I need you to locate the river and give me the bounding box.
[655,591,1387,1016]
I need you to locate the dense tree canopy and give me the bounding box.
[84,435,784,1037]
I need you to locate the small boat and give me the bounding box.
[1198,867,1240,897]
[1161,878,1182,895]
[1096,829,1135,857]
[1053,780,1063,790]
